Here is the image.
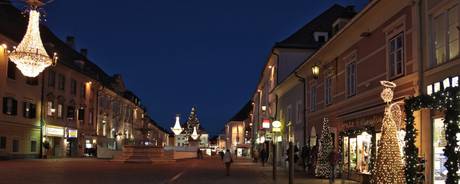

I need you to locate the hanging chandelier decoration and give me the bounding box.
[191,126,199,140]
[8,0,58,78]
[171,114,184,136]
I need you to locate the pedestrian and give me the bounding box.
[219,150,224,160]
[329,150,338,184]
[260,148,267,167]
[223,149,233,176]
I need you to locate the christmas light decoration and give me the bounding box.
[316,117,333,178]
[191,127,199,140]
[372,81,405,184]
[8,6,57,78]
[404,86,460,184]
[171,114,183,136]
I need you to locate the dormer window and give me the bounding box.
[314,32,329,43]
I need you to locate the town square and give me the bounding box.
[0,0,459,184]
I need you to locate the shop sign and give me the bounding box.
[262,119,270,129]
[68,129,78,138]
[46,126,64,137]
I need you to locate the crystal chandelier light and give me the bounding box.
[171,115,184,136]
[191,127,199,140]
[8,4,57,78]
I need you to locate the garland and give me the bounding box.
[404,87,460,184]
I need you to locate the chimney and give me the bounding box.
[66,36,75,49]
[80,48,88,57]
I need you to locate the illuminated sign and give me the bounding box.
[272,120,282,132]
[262,119,270,129]
[46,126,64,137]
[68,129,78,138]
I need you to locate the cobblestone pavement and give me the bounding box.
[0,157,358,184]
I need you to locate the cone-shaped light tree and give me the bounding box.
[372,81,405,184]
[316,117,333,178]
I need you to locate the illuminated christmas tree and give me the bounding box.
[316,117,333,178]
[372,81,405,184]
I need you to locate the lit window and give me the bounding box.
[443,78,451,89]
[452,76,459,87]
[47,101,54,116]
[434,82,441,92]
[432,5,459,65]
[57,104,63,118]
[427,85,433,95]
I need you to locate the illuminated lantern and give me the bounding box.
[311,64,320,79]
[8,1,58,77]
[171,115,183,136]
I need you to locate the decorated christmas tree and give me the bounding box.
[316,117,333,178]
[372,81,405,184]
[185,106,200,136]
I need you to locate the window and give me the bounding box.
[310,86,317,112]
[80,83,86,98]
[324,76,333,105]
[57,104,63,118]
[346,62,357,97]
[12,139,19,153]
[0,136,6,149]
[7,60,16,80]
[89,111,93,125]
[3,97,18,115]
[48,70,56,87]
[296,101,302,125]
[389,33,404,78]
[46,101,54,116]
[58,74,66,91]
[432,5,459,65]
[78,108,85,121]
[70,79,77,95]
[67,106,75,119]
[23,102,36,119]
[30,140,37,152]
[26,77,39,86]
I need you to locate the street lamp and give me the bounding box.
[171,114,183,136]
[261,105,267,112]
[311,64,320,79]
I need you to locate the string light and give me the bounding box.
[372,81,405,184]
[316,117,333,178]
[8,9,57,77]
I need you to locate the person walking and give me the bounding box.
[219,150,224,160]
[260,148,267,167]
[329,150,338,184]
[223,149,233,176]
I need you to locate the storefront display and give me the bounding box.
[433,118,460,184]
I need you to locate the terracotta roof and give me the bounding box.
[275,4,356,49]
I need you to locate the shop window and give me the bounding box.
[356,132,372,174]
[12,139,19,153]
[0,136,6,149]
[432,118,460,183]
[30,140,37,152]
[388,33,404,78]
[349,138,357,171]
[3,97,18,116]
[7,60,16,80]
[70,79,77,95]
[343,137,349,171]
[48,70,56,87]
[23,101,36,119]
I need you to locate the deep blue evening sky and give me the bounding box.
[40,0,367,135]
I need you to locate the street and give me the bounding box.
[0,158,271,184]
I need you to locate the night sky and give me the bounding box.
[37,0,368,136]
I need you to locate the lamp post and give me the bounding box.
[272,120,282,181]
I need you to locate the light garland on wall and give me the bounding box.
[8,5,57,78]
[404,86,460,184]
